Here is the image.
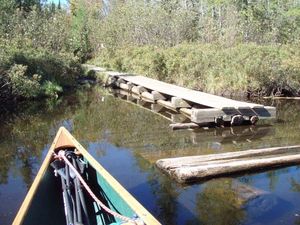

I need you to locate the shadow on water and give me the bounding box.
[2,87,300,224]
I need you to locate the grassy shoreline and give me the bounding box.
[90,43,300,97]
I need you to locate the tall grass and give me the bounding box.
[91,43,300,96]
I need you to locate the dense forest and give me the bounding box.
[1,0,300,104]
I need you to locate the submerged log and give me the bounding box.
[232,181,267,203]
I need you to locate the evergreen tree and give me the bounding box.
[50,1,56,13]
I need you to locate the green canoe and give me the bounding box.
[13,127,161,225]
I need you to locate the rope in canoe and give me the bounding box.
[53,150,138,225]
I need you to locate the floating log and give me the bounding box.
[170,154,300,183]
[169,123,199,130]
[263,96,300,100]
[157,145,300,169]
[156,145,300,183]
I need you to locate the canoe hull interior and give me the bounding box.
[21,158,137,225]
[22,167,65,225]
[13,127,161,225]
[85,162,136,225]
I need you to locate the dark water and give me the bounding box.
[1,87,300,225]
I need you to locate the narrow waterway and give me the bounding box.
[1,87,300,225]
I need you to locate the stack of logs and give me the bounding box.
[108,76,262,129]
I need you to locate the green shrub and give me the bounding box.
[10,49,81,86]
[0,7,83,103]
[7,64,41,98]
[42,81,63,98]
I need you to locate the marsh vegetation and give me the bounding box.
[1,0,300,105]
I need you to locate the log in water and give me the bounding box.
[169,123,199,130]
[156,145,300,183]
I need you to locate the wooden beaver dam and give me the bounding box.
[85,65,276,129]
[156,145,300,183]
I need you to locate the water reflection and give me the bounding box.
[196,179,246,225]
[1,88,300,224]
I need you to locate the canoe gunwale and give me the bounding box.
[13,127,161,225]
